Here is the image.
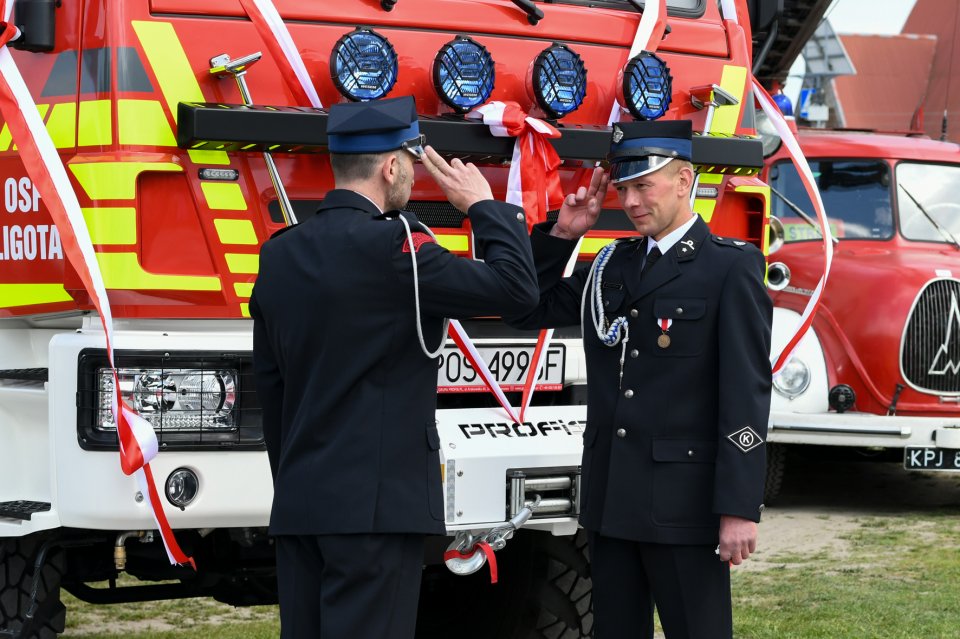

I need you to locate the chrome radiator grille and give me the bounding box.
[902,279,960,395]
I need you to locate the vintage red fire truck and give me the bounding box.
[760,122,960,497]
[0,0,778,636]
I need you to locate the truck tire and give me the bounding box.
[764,443,787,504]
[417,529,593,638]
[0,536,67,639]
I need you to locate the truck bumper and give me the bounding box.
[768,410,960,448]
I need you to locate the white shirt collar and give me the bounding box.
[648,213,698,255]
[353,191,384,214]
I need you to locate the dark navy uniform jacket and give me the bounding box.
[251,189,537,536]
[510,216,772,545]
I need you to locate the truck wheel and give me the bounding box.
[0,536,67,639]
[417,529,592,638]
[765,443,787,504]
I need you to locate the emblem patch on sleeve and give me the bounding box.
[402,232,436,253]
[727,426,764,453]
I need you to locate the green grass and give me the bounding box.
[59,510,960,638]
[732,510,960,639]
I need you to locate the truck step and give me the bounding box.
[0,368,49,382]
[0,501,51,521]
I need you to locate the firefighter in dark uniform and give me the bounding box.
[509,120,773,639]
[250,96,540,638]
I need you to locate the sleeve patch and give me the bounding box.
[402,232,436,253]
[727,426,764,453]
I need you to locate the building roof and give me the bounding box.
[903,0,960,142]
[831,34,937,132]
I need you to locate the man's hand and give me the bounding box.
[718,515,758,565]
[550,167,610,240]
[421,145,494,213]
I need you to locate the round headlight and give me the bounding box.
[433,36,495,113]
[529,43,587,119]
[619,51,672,121]
[166,468,199,509]
[330,28,398,101]
[773,358,810,399]
[176,372,236,414]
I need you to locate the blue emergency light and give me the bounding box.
[620,51,672,121]
[433,36,495,113]
[530,43,587,119]
[331,28,398,101]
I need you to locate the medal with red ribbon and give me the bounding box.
[657,318,673,348]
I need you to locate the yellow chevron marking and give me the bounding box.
[711,66,748,136]
[214,219,258,245]
[82,207,137,245]
[694,199,718,223]
[96,253,221,290]
[234,282,254,298]
[45,103,77,149]
[436,235,469,252]
[0,284,73,308]
[69,162,182,200]
[3,105,50,151]
[78,99,112,146]
[225,253,259,274]
[118,100,177,146]
[579,237,616,254]
[201,182,247,211]
[240,302,250,317]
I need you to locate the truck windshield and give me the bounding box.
[769,160,893,242]
[896,163,960,245]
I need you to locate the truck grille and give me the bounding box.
[901,279,960,395]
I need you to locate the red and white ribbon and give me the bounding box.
[658,318,673,332]
[0,3,192,566]
[719,0,833,376]
[443,540,498,584]
[467,101,564,231]
[448,321,520,423]
[517,1,666,420]
[754,79,833,376]
[239,0,322,108]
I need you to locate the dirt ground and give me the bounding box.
[749,447,960,570]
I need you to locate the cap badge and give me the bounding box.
[612,125,624,144]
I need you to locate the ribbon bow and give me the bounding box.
[468,101,564,231]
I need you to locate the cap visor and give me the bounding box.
[610,156,674,184]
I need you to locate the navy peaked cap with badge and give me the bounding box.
[608,120,693,184]
[327,95,421,154]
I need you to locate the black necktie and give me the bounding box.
[642,246,662,277]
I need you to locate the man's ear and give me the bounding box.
[676,164,694,197]
[381,153,399,185]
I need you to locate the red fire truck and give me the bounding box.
[0,1,777,636]
[761,122,960,498]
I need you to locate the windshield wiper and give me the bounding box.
[511,0,544,25]
[769,185,839,245]
[898,183,960,249]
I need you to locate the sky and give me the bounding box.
[783,0,918,104]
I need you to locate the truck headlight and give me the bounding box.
[78,350,263,451]
[773,358,811,399]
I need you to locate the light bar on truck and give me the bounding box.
[529,43,587,119]
[619,51,672,121]
[330,28,398,101]
[433,36,495,113]
[177,103,765,172]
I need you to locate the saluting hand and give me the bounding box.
[551,167,609,240]
[421,145,494,214]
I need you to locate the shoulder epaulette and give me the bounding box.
[711,235,750,250]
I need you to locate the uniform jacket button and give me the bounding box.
[629,309,639,318]
[624,389,634,399]
[687,449,695,457]
[516,212,524,221]
[630,349,639,358]
[676,307,684,314]
[616,428,627,438]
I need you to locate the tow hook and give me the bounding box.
[443,495,541,579]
